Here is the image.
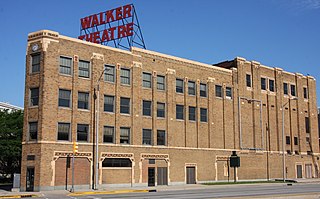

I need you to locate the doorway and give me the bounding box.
[186,166,196,184]
[26,167,35,192]
[148,167,155,186]
[305,164,312,179]
[296,165,303,178]
[157,167,168,185]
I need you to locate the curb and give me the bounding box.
[0,194,38,199]
[68,189,156,196]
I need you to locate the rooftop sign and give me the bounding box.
[78,4,146,50]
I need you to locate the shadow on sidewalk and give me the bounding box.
[0,184,13,192]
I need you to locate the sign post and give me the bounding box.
[230,151,240,183]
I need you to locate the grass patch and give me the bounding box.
[203,180,287,185]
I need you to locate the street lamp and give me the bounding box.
[281,97,298,182]
[93,67,109,190]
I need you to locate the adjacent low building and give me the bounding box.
[21,30,320,191]
[0,102,23,112]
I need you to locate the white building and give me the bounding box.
[0,102,23,112]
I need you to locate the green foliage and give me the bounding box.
[0,110,23,179]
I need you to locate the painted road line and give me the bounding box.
[68,189,153,196]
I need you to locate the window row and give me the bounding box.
[176,105,208,122]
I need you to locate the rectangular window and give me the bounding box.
[215,85,222,97]
[176,105,184,120]
[200,108,207,122]
[120,127,130,144]
[120,97,130,114]
[176,79,184,93]
[103,126,114,143]
[142,129,152,145]
[30,88,39,106]
[157,75,165,90]
[200,83,207,97]
[303,87,308,99]
[78,60,90,78]
[283,83,288,95]
[77,124,89,142]
[120,68,130,85]
[29,122,38,140]
[294,137,298,145]
[104,95,114,112]
[59,89,71,108]
[78,92,89,110]
[58,123,70,141]
[157,102,165,118]
[189,106,196,121]
[261,77,266,90]
[31,54,40,73]
[226,87,232,99]
[286,136,290,145]
[269,79,275,92]
[188,81,196,95]
[305,117,310,133]
[102,158,132,167]
[104,65,115,82]
[142,72,152,88]
[143,100,152,116]
[246,74,251,87]
[157,130,166,146]
[291,84,296,96]
[59,56,72,75]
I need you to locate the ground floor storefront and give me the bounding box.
[20,144,320,191]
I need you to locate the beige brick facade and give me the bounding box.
[21,30,320,191]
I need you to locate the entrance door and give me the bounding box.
[148,167,155,186]
[305,164,312,179]
[296,165,303,178]
[26,167,35,192]
[186,167,196,184]
[157,167,168,185]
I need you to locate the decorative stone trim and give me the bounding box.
[101,152,134,161]
[133,61,142,68]
[207,77,215,83]
[216,156,229,161]
[166,68,176,75]
[91,53,104,61]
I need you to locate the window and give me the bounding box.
[79,60,90,78]
[104,95,114,112]
[283,83,288,95]
[102,158,132,167]
[142,72,152,88]
[286,136,290,145]
[120,68,130,85]
[120,97,130,114]
[189,106,196,121]
[157,130,166,146]
[306,137,310,144]
[200,83,207,97]
[149,159,155,164]
[29,122,38,140]
[120,127,130,144]
[143,100,152,116]
[58,123,70,141]
[294,137,298,145]
[303,87,308,99]
[291,85,296,96]
[31,54,40,73]
[176,79,184,93]
[269,79,275,92]
[157,75,165,90]
[142,129,152,145]
[246,74,252,87]
[103,126,114,143]
[215,85,222,97]
[77,124,89,142]
[176,105,184,120]
[188,81,196,95]
[30,88,39,106]
[226,87,232,99]
[58,89,71,108]
[157,102,165,118]
[104,65,115,82]
[200,108,207,122]
[305,117,310,133]
[59,56,72,75]
[78,92,89,110]
[261,77,266,90]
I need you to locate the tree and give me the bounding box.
[0,110,23,181]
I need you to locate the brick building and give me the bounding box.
[21,30,320,191]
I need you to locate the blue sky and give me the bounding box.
[1,0,320,107]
